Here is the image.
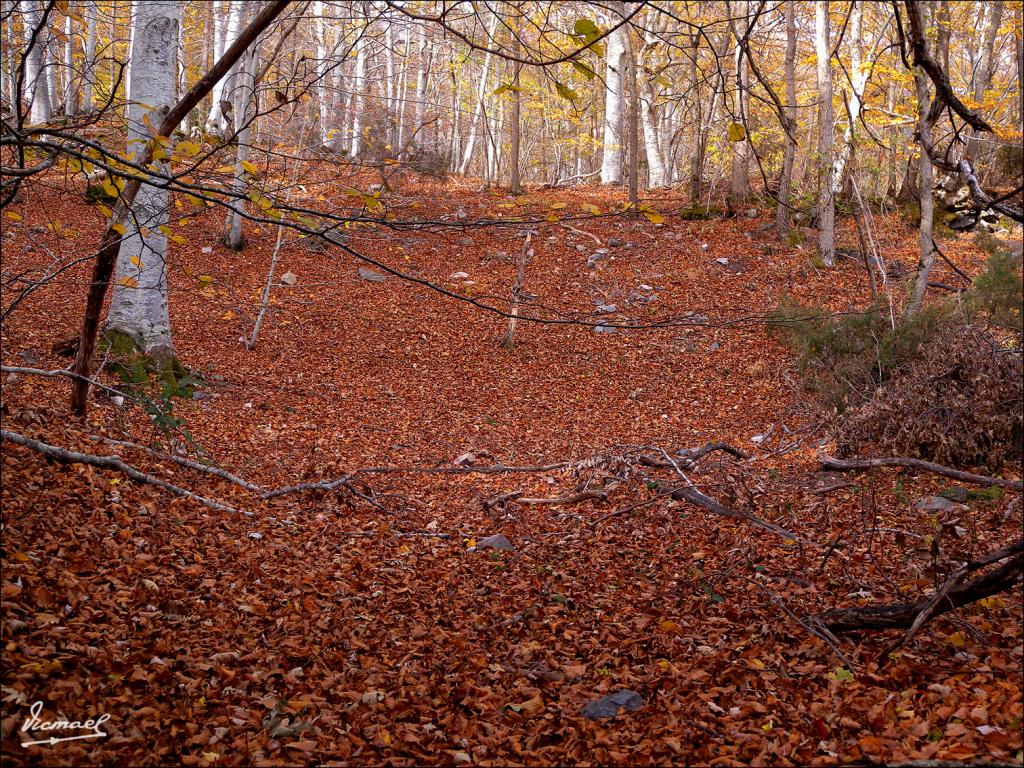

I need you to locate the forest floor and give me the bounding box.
[1,170,1022,766]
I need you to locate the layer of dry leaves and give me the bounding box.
[1,169,1021,766]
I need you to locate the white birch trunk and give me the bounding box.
[206,0,241,137]
[814,0,835,267]
[225,11,257,250]
[107,0,181,361]
[829,0,867,196]
[964,1,1003,162]
[22,0,51,123]
[314,1,331,147]
[350,19,366,157]
[63,8,76,115]
[458,11,499,176]
[412,22,429,147]
[600,1,627,184]
[81,3,97,111]
[910,64,936,314]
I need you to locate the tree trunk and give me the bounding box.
[639,21,667,188]
[600,1,628,185]
[729,0,751,205]
[963,0,1003,163]
[829,0,867,197]
[509,17,522,194]
[775,0,797,237]
[206,0,241,137]
[412,22,429,147]
[350,15,366,158]
[81,3,97,112]
[909,52,937,313]
[224,6,257,251]
[63,8,76,116]
[458,11,499,176]
[626,25,639,206]
[814,0,835,267]
[105,0,182,365]
[23,0,51,124]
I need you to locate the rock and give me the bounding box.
[593,321,618,334]
[979,210,999,224]
[709,341,720,352]
[939,487,970,502]
[248,532,263,540]
[915,496,958,512]
[280,271,298,286]
[638,284,654,291]
[715,257,729,265]
[458,237,474,246]
[192,391,207,401]
[576,244,588,253]
[16,350,38,365]
[581,689,644,719]
[947,214,977,232]
[700,243,709,251]
[454,452,476,466]
[357,267,388,282]
[594,248,609,255]
[607,238,626,248]
[450,271,470,280]
[201,246,213,254]
[744,209,758,219]
[596,304,617,314]
[478,534,514,551]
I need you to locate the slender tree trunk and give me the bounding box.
[509,17,522,193]
[458,11,499,175]
[224,31,257,250]
[776,0,797,236]
[412,22,429,147]
[206,0,241,137]
[106,0,181,364]
[729,0,751,205]
[23,0,51,123]
[81,3,97,111]
[62,7,76,116]
[687,32,702,206]
[830,0,868,196]
[909,62,936,314]
[963,0,1003,163]
[600,1,628,184]
[626,27,639,207]
[350,16,366,157]
[815,0,835,267]
[314,0,331,147]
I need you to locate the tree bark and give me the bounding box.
[105,0,182,364]
[458,11,499,176]
[814,0,835,267]
[775,0,797,236]
[70,0,290,416]
[600,1,628,185]
[963,1,1003,163]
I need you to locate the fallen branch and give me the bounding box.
[90,436,265,494]
[517,489,608,506]
[263,475,353,500]
[1,430,241,514]
[815,541,1023,634]
[639,442,752,470]
[818,454,1022,491]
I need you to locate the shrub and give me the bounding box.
[836,324,1023,469]
[965,241,1023,332]
[768,298,943,413]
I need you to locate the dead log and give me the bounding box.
[517,489,608,505]
[1,429,241,514]
[815,541,1023,634]
[819,454,1023,491]
[639,442,752,470]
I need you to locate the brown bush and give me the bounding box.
[836,325,1023,470]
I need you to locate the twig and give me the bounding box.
[262,474,353,499]
[819,453,1022,491]
[1,430,241,514]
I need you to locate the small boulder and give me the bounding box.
[477,534,514,551]
[450,271,470,280]
[593,321,618,334]
[581,689,644,720]
[357,267,388,282]
[915,496,958,512]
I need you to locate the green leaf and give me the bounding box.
[830,666,855,682]
[573,18,601,45]
[571,60,597,80]
[554,82,579,101]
